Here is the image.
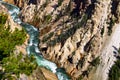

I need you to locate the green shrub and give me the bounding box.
[58,0,63,6]
[0,26,26,59]
[90,57,100,67]
[0,13,26,58]
[0,13,36,79]
[2,53,37,78]
[108,60,120,80]
[72,51,76,55]
[42,0,49,8]
[0,12,8,24]
[107,17,116,36]
[65,0,72,13]
[108,48,120,80]
[44,14,52,23]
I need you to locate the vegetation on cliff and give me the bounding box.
[8,0,120,79]
[108,48,120,80]
[0,13,37,79]
[1,53,37,79]
[0,13,26,60]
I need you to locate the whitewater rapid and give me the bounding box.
[0,1,70,80]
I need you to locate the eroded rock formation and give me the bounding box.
[3,0,120,80]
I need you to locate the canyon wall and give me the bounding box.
[3,0,120,80]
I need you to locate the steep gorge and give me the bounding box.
[2,0,120,80]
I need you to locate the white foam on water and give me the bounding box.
[1,1,71,80]
[31,25,38,31]
[29,41,33,46]
[33,43,38,46]
[57,73,64,80]
[14,17,22,24]
[26,46,30,55]
[56,68,71,80]
[56,73,70,80]
[34,46,40,53]
[1,2,20,14]
[35,56,57,73]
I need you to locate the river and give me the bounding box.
[0,1,71,80]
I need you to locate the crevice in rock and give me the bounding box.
[84,35,95,52]
[85,0,96,19]
[68,55,73,64]
[111,0,119,18]
[28,0,37,5]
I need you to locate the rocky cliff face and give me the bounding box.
[3,0,120,80]
[0,2,28,55]
[0,3,22,31]
[0,2,58,80]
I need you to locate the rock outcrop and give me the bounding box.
[3,0,24,8]
[0,3,53,80]
[0,3,22,31]
[3,0,120,80]
[0,3,28,54]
